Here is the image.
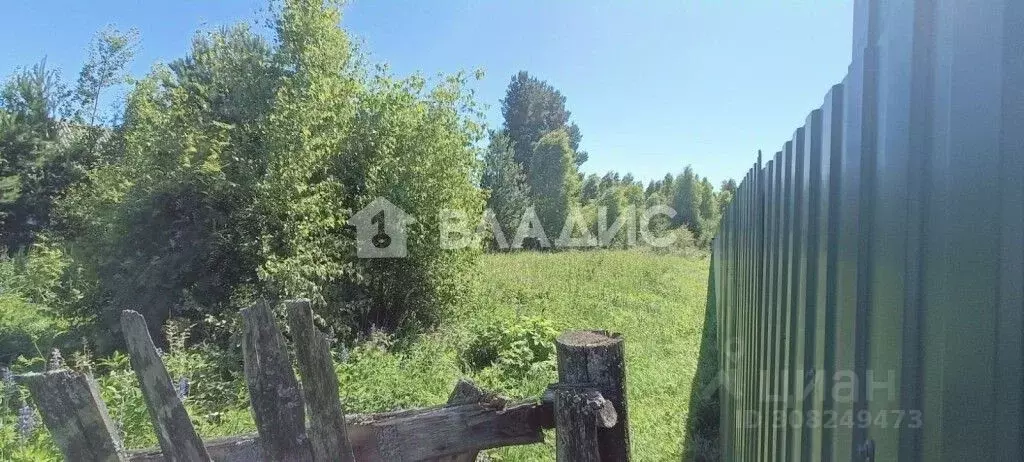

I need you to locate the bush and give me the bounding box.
[58,1,486,345]
[0,241,85,365]
[461,316,558,379]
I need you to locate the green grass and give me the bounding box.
[468,250,712,460]
[1,249,713,461]
[336,249,712,460]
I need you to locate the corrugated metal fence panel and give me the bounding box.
[710,0,1024,460]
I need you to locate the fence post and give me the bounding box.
[17,370,125,462]
[241,300,311,461]
[555,330,630,461]
[120,310,211,461]
[285,299,355,462]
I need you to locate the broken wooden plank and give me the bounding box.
[128,398,552,461]
[17,370,125,462]
[436,379,486,462]
[240,300,310,461]
[356,399,547,460]
[285,299,355,462]
[121,310,211,462]
[446,379,485,406]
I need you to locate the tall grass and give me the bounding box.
[1,250,711,461]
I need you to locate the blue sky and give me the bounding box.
[0,0,853,185]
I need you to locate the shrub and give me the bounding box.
[0,241,84,365]
[461,316,558,378]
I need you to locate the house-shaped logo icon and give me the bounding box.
[348,197,415,258]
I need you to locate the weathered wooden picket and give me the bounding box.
[15,299,631,461]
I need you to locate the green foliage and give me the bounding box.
[461,316,557,379]
[672,166,700,231]
[0,27,136,254]
[75,27,139,125]
[643,191,674,244]
[335,330,455,412]
[0,241,85,365]
[580,173,600,203]
[256,0,360,322]
[500,71,584,173]
[0,250,711,460]
[60,47,268,344]
[481,130,530,245]
[331,70,486,336]
[0,61,68,253]
[0,296,68,366]
[48,0,485,344]
[527,129,580,240]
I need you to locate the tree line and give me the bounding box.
[483,71,736,249]
[0,0,734,363]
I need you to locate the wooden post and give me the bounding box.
[555,330,630,461]
[241,300,311,461]
[121,310,211,461]
[18,370,125,462]
[285,299,355,462]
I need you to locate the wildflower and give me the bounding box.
[175,377,190,400]
[48,348,64,371]
[17,402,35,441]
[1,367,14,396]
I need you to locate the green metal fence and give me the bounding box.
[711,0,1023,460]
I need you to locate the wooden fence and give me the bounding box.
[15,300,632,461]
[712,0,1024,460]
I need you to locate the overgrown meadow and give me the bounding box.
[1,251,711,461]
[1,0,727,460]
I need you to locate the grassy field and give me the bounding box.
[467,250,712,460]
[1,250,713,461]
[336,249,713,460]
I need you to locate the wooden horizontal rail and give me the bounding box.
[127,398,553,461]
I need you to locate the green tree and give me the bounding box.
[260,0,485,336]
[580,173,600,203]
[0,60,70,252]
[696,177,719,240]
[75,27,139,125]
[0,28,138,254]
[672,166,699,231]
[500,71,585,173]
[58,24,281,344]
[643,191,674,245]
[527,129,580,241]
[482,130,530,246]
[720,178,738,195]
[661,173,675,197]
[718,189,733,217]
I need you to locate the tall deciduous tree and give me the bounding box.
[75,27,139,126]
